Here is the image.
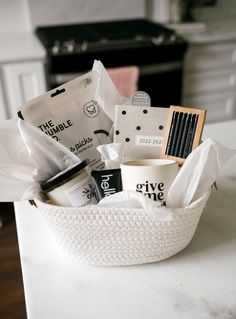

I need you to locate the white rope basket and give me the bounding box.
[35,191,210,266]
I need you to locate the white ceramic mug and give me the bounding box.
[121,159,179,204]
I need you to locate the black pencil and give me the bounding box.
[173,112,186,157]
[169,111,181,156]
[178,113,191,158]
[165,111,176,155]
[183,114,198,158]
[184,114,199,158]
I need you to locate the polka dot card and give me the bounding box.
[114,105,169,160]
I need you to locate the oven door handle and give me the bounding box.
[50,61,182,87]
[140,61,182,76]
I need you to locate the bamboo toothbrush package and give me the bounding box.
[18,60,124,170]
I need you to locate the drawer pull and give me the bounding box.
[226,99,234,114]
[229,74,236,85]
[232,50,236,62]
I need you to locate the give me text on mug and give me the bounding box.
[120,159,179,205]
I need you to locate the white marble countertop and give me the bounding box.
[0,32,45,64]
[14,120,236,319]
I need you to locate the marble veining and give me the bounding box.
[170,289,236,319]
[202,299,236,319]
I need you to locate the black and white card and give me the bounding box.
[114,105,169,160]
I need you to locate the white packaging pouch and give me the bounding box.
[18,60,124,170]
[0,119,79,201]
[167,138,236,208]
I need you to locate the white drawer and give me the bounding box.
[184,42,236,72]
[1,61,46,118]
[183,68,236,95]
[0,77,8,121]
[182,91,236,123]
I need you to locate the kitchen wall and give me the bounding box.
[192,0,236,22]
[1,0,236,32]
[27,0,144,27]
[147,0,236,25]
[0,0,31,32]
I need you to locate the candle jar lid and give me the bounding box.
[41,160,88,193]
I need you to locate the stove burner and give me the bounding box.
[36,19,184,56]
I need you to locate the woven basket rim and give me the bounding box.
[34,189,211,214]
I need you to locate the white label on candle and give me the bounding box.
[64,175,96,206]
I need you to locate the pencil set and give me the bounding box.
[161,106,206,165]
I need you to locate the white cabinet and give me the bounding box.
[182,41,236,122]
[0,77,8,122]
[0,60,46,119]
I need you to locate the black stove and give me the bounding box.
[36,19,187,107]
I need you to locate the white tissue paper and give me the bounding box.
[167,138,236,208]
[93,60,129,121]
[0,119,79,201]
[96,143,124,169]
[97,190,173,220]
[97,138,236,214]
